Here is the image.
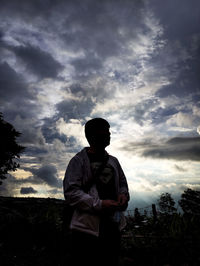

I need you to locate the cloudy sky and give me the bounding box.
[0,0,200,209]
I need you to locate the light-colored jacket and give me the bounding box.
[63,147,129,237]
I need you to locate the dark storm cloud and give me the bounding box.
[156,59,200,98]
[151,0,200,41]
[150,106,178,125]
[41,117,68,144]
[61,0,146,80]
[23,147,48,161]
[142,137,200,161]
[18,127,45,147]
[1,0,147,123]
[20,187,37,194]
[0,62,31,101]
[133,99,162,125]
[122,137,200,161]
[13,44,63,79]
[0,0,65,20]
[56,95,94,121]
[29,165,62,188]
[71,55,103,75]
[122,98,173,126]
[2,165,61,189]
[0,62,40,122]
[62,0,145,54]
[150,0,200,98]
[6,164,62,189]
[0,174,55,197]
[0,175,38,197]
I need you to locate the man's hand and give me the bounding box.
[102,199,119,211]
[102,195,128,212]
[117,194,128,211]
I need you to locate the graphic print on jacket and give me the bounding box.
[87,151,117,201]
[90,161,117,201]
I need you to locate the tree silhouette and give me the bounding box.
[179,188,200,215]
[0,113,25,185]
[158,192,176,215]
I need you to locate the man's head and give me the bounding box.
[85,118,110,149]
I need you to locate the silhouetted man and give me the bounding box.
[63,118,129,266]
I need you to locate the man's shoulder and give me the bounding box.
[108,153,119,164]
[69,148,88,162]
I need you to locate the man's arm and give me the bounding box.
[63,156,102,213]
[116,159,130,210]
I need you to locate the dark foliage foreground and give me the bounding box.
[0,197,69,266]
[122,213,200,266]
[0,196,200,266]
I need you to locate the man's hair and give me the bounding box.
[84,118,110,142]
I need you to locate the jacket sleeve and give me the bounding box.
[63,156,102,213]
[116,159,130,201]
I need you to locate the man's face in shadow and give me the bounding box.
[90,127,111,150]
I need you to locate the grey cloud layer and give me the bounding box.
[123,137,200,161]
[151,0,200,98]
[20,187,38,194]
[0,0,147,122]
[1,0,198,123]
[0,0,199,199]
[13,44,64,79]
[0,62,40,122]
[0,62,30,100]
[28,165,62,188]
[0,171,62,197]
